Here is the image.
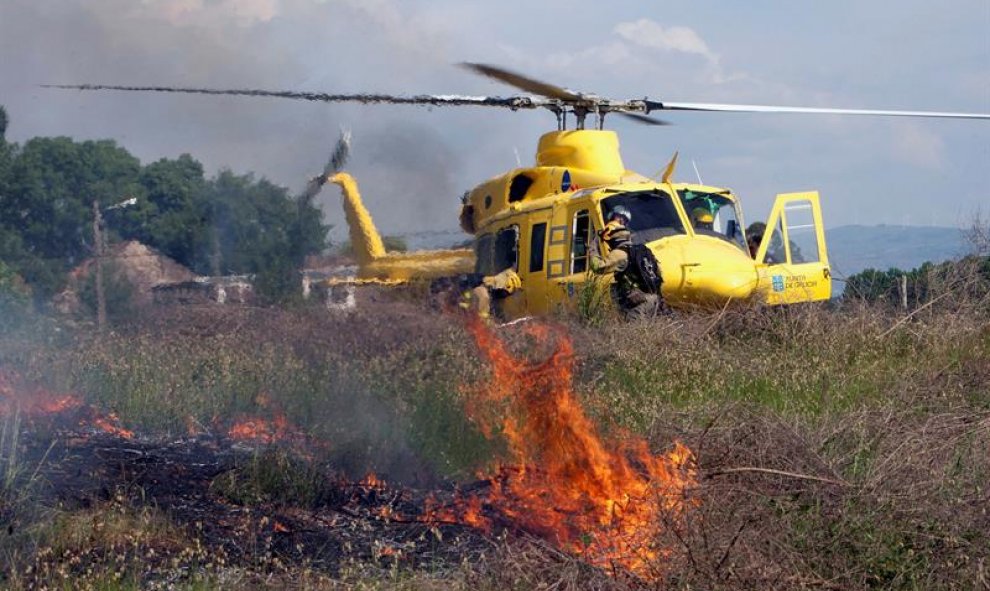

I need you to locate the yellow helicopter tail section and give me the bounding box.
[328,172,387,265]
[755,191,832,304]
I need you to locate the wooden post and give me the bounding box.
[92,200,106,331]
[900,274,908,310]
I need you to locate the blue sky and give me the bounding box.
[1,0,987,236]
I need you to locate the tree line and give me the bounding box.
[844,255,990,307]
[0,105,329,307]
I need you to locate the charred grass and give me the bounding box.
[0,282,987,588]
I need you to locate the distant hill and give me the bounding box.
[826,225,969,284]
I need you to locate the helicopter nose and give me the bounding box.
[655,239,759,304]
[680,260,760,301]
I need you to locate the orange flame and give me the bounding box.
[429,318,697,578]
[227,413,290,444]
[0,371,84,416]
[92,413,135,439]
[224,396,325,460]
[360,472,385,489]
[374,544,401,559]
[0,370,136,439]
[36,395,84,414]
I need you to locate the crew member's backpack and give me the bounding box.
[622,244,663,294]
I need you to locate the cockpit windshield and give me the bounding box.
[678,189,746,249]
[600,189,685,244]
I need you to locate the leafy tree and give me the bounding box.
[0,106,11,215]
[0,113,328,305]
[844,267,909,303]
[206,170,329,301]
[845,257,990,306]
[0,137,142,297]
[0,259,31,329]
[0,258,30,304]
[0,116,31,320]
[114,154,212,269]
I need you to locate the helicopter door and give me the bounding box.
[756,191,832,305]
[515,218,551,315]
[490,225,528,319]
[545,204,600,313]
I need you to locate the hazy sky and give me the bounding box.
[1,0,988,238]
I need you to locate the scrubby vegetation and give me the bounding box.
[0,261,986,589]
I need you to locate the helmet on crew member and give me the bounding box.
[691,207,714,230]
[609,205,632,225]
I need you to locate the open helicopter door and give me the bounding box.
[755,192,832,305]
[544,199,602,314]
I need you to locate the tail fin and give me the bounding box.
[661,151,679,183]
[328,173,386,265]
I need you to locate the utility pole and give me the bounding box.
[92,200,106,331]
[90,196,135,330]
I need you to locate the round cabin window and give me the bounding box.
[484,195,492,209]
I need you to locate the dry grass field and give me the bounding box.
[0,267,987,589]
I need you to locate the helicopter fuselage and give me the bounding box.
[460,129,831,317]
[325,129,831,317]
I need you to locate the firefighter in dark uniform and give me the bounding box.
[590,206,661,320]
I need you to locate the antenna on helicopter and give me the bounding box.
[692,160,704,185]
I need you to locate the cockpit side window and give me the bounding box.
[475,233,495,275]
[570,210,592,273]
[529,222,547,273]
[493,225,519,272]
[601,190,685,244]
[678,189,746,249]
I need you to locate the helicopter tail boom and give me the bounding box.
[328,173,387,265]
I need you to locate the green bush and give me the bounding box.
[77,260,137,324]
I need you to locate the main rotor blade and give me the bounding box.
[43,84,546,110]
[616,111,670,126]
[327,128,352,175]
[646,100,990,120]
[461,64,674,125]
[461,62,583,101]
[303,128,353,198]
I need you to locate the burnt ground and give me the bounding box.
[3,423,496,587]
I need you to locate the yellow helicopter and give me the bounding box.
[50,64,990,318]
